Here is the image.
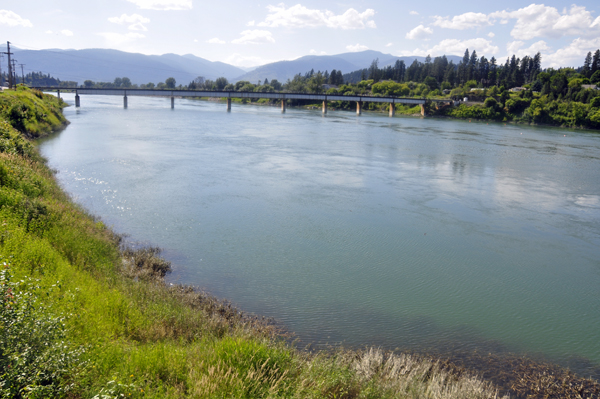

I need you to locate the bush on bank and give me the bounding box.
[1,87,509,398]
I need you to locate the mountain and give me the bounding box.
[234,51,464,83]
[1,46,246,85]
[0,45,463,86]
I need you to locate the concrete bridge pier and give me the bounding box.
[281,99,286,113]
[124,94,128,109]
[322,100,327,114]
[227,98,232,112]
[75,93,80,108]
[420,104,425,117]
[356,101,362,116]
[57,90,60,99]
[171,96,175,109]
[389,103,395,117]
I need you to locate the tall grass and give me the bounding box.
[0,87,513,398]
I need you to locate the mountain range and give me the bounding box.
[0,45,462,85]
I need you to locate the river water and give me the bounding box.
[38,93,600,377]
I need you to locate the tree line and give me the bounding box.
[1,71,77,88]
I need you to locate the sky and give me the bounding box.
[1,1,600,69]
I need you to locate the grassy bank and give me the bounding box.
[1,87,597,398]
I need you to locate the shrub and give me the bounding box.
[484,97,498,108]
[0,265,85,398]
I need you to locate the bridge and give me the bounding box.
[33,87,451,117]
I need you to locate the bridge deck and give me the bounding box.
[33,87,432,105]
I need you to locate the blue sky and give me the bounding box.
[1,1,600,69]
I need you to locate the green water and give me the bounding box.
[39,94,600,377]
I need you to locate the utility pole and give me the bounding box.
[11,59,17,87]
[0,53,3,87]
[19,64,25,85]
[4,41,13,89]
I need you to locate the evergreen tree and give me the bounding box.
[582,52,592,77]
[488,57,497,86]
[478,56,489,86]
[469,50,478,82]
[592,50,600,74]
[461,49,470,82]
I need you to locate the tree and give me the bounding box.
[368,59,380,81]
[329,69,337,85]
[165,77,176,89]
[121,77,132,88]
[423,76,438,90]
[194,76,205,86]
[592,50,600,74]
[469,50,478,82]
[393,60,406,82]
[270,79,282,91]
[583,52,592,77]
[488,57,497,86]
[461,49,470,82]
[215,77,229,91]
[307,72,325,93]
[84,80,94,88]
[113,77,123,87]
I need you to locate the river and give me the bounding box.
[38,93,600,377]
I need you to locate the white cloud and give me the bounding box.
[346,43,369,52]
[506,40,550,59]
[207,37,226,44]
[98,32,145,46]
[405,24,433,40]
[543,37,600,68]
[409,11,419,16]
[247,20,255,26]
[487,32,495,38]
[433,12,491,30]
[0,10,32,27]
[125,0,192,10]
[506,40,525,55]
[490,4,597,40]
[425,38,499,56]
[309,49,327,55]
[45,29,74,36]
[258,5,376,29]
[108,14,150,31]
[231,30,275,44]
[385,42,393,47]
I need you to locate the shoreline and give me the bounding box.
[200,96,600,132]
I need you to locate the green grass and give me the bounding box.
[0,87,508,398]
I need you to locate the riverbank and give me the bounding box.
[2,87,599,398]
[199,93,600,130]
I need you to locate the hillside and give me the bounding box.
[235,51,463,83]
